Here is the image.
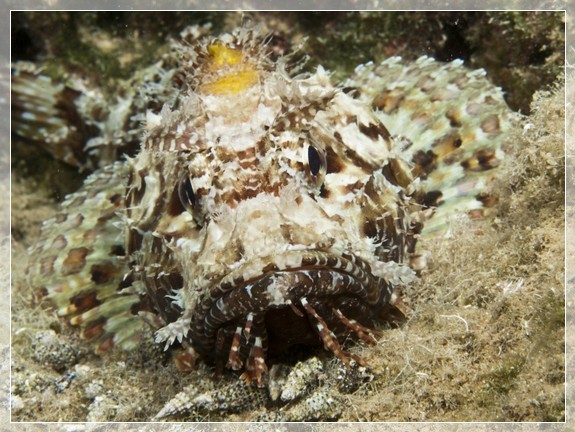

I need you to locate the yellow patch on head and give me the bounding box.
[201,42,260,95]
[208,43,243,67]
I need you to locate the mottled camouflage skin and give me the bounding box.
[15,25,511,400]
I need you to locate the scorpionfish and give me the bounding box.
[14,25,511,389]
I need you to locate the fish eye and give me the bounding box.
[178,175,197,213]
[307,144,326,177]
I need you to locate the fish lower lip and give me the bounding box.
[190,250,390,347]
[205,268,370,335]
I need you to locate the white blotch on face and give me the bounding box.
[266,275,290,306]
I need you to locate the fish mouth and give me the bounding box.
[189,250,393,385]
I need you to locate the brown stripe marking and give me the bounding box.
[412,149,437,178]
[61,247,90,275]
[90,263,122,285]
[461,149,500,172]
[423,190,443,208]
[70,290,102,314]
[82,317,107,339]
[431,132,463,158]
[358,122,391,141]
[325,146,345,174]
[371,89,405,114]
